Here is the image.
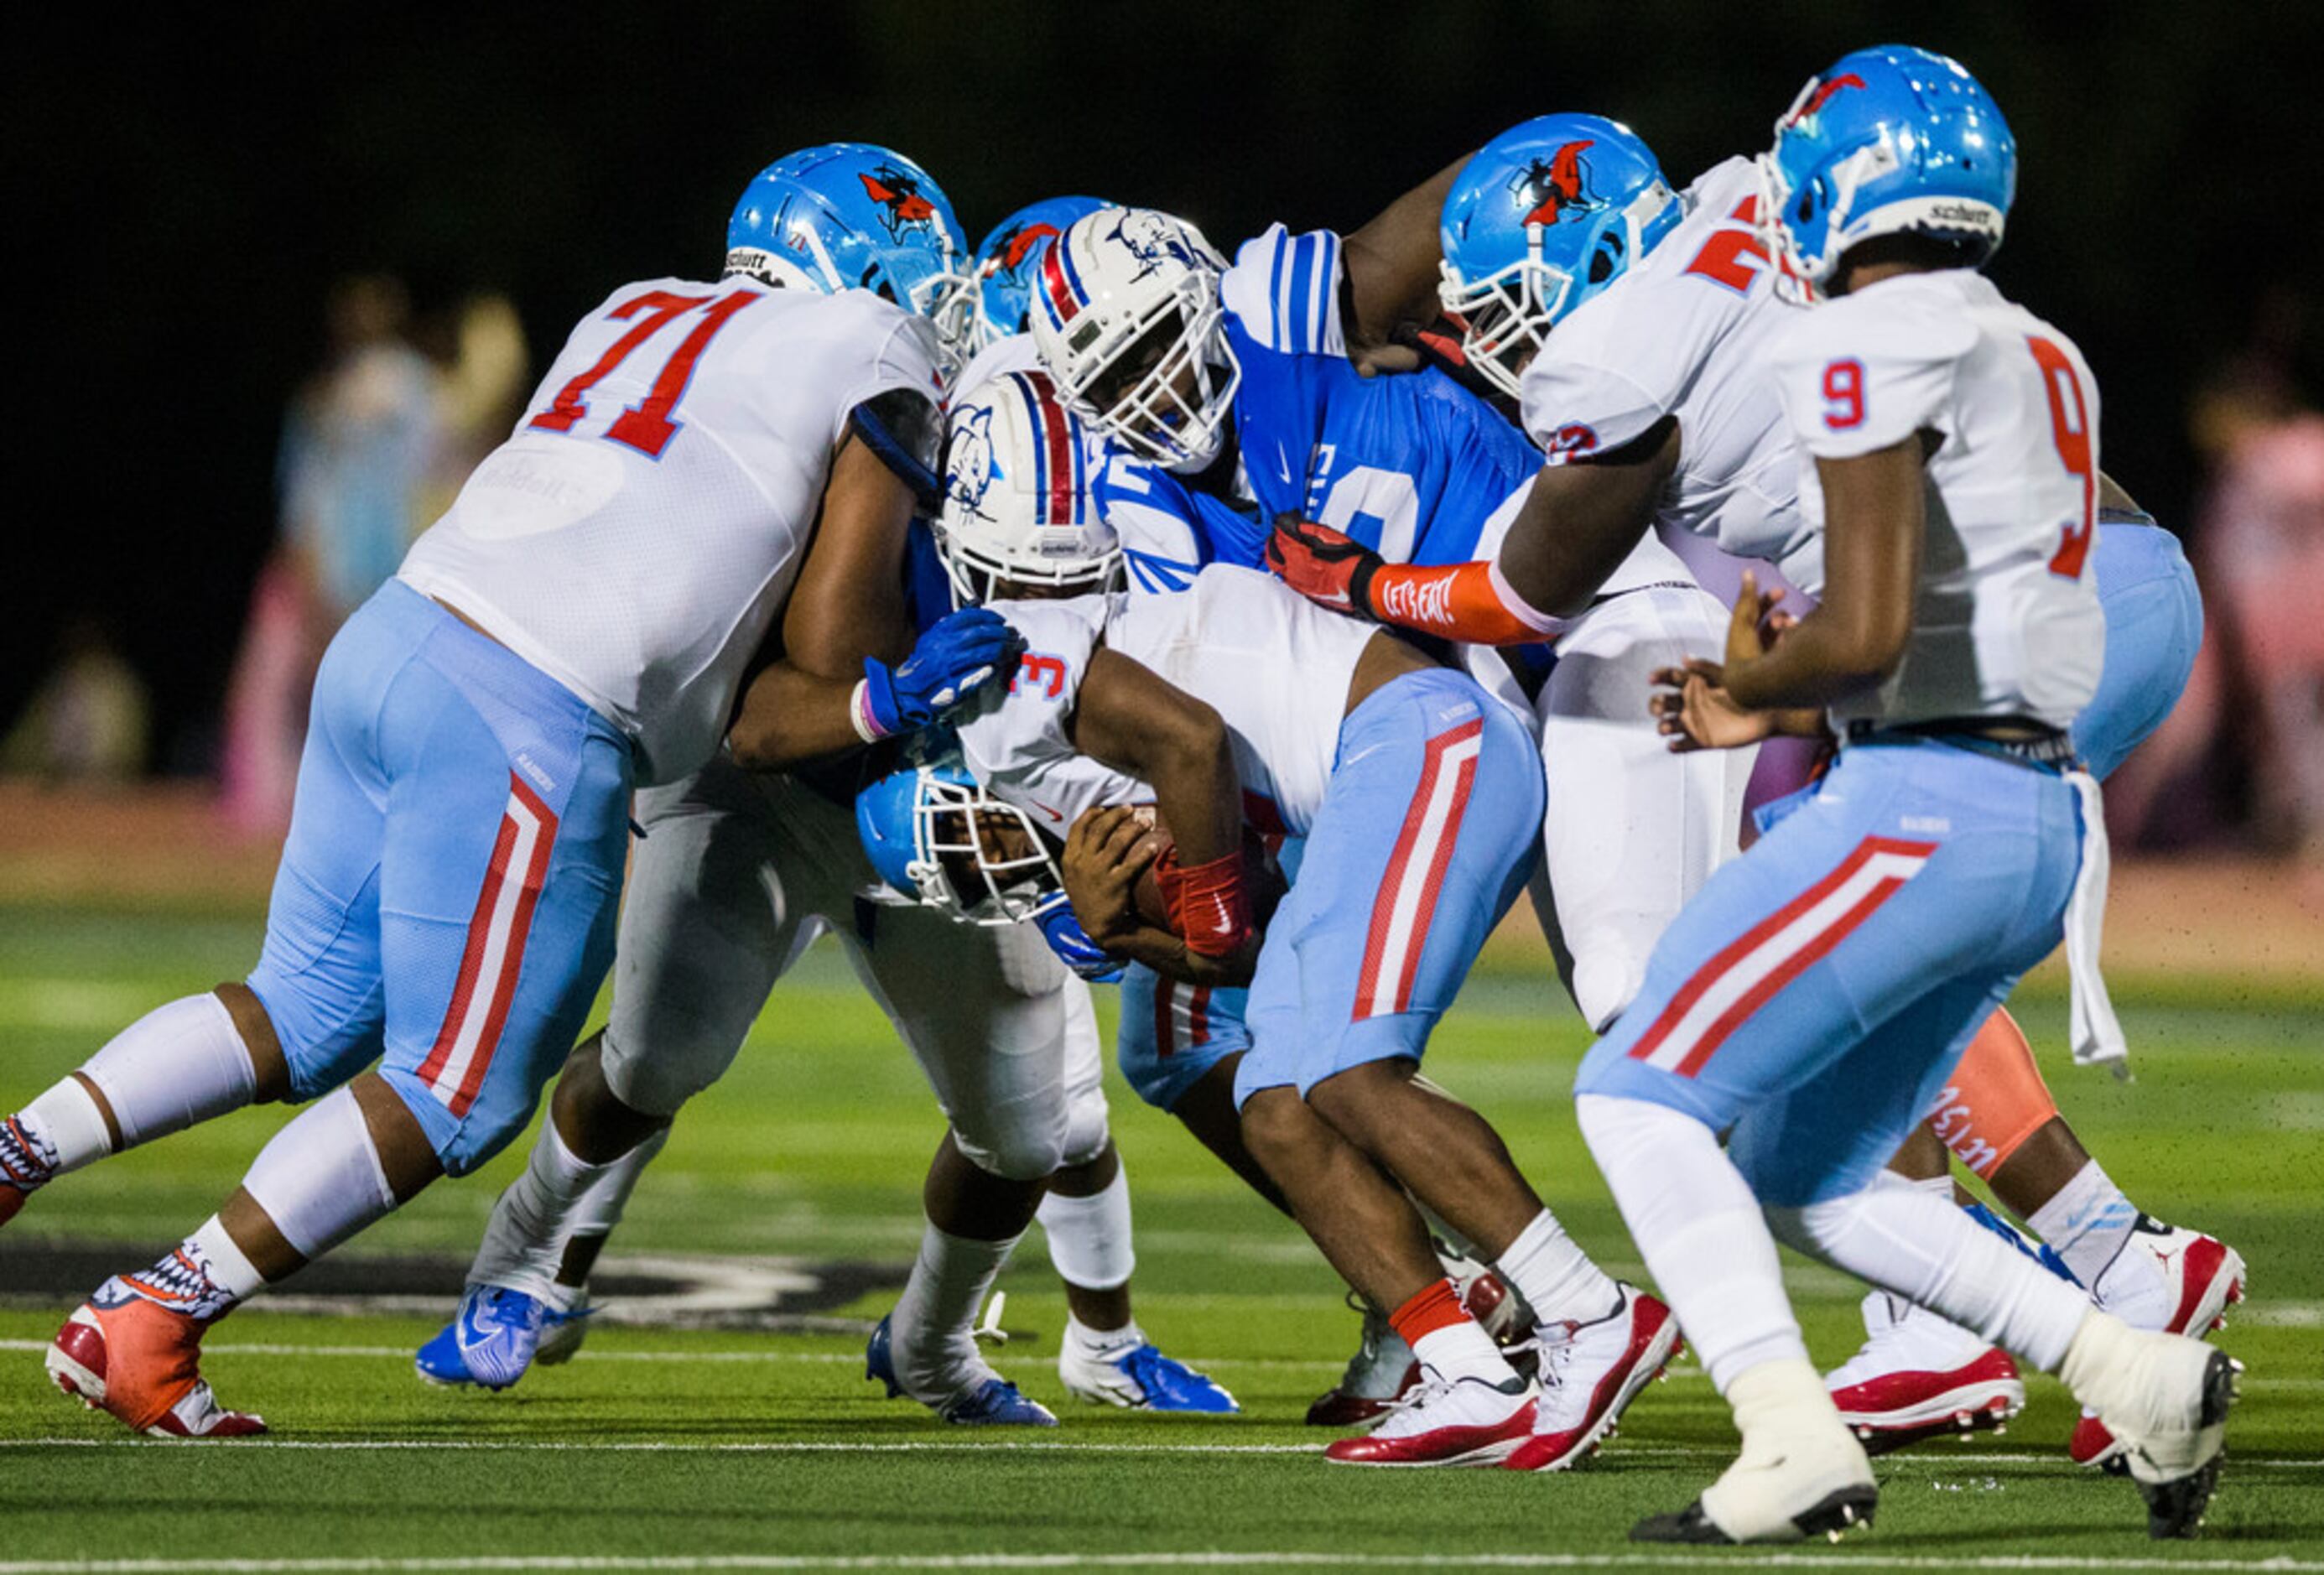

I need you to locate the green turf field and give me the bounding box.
[1,902,2319,1572]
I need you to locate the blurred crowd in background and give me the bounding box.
[7,7,2320,880]
[7,263,2317,871]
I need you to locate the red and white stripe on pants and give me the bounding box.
[1154,979,1213,1058]
[1626,834,1936,1079]
[1355,718,1484,1021]
[414,775,560,1117]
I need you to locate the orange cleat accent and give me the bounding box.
[45,1292,266,1438]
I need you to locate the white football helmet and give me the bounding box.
[1027,206,1240,471]
[934,370,1123,607]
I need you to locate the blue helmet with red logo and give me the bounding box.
[855,758,1062,924]
[1759,45,2016,302]
[1438,113,1681,400]
[973,196,1110,350]
[725,143,975,371]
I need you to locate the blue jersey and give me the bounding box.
[1220,225,1542,566]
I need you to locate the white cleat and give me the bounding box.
[1825,1291,2024,1455]
[1636,1419,1876,1544]
[2072,1217,2246,1470]
[2075,1323,2240,1539]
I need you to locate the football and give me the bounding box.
[1126,804,1285,935]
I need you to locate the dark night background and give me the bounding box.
[8,2,2319,773]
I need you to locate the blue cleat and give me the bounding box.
[414,1286,550,1391]
[866,1312,1058,1426]
[1061,1333,1240,1413]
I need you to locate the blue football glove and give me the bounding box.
[1034,894,1123,983]
[861,607,1025,737]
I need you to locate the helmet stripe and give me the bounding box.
[1041,241,1080,324]
[1021,371,1076,527]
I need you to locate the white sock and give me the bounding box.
[117,1214,268,1321]
[1412,1318,1518,1386]
[18,993,257,1174]
[81,993,257,1149]
[466,1118,637,1302]
[1063,1312,1144,1357]
[237,1085,398,1261]
[1038,1167,1136,1296]
[1769,1177,2092,1372]
[1576,1094,1807,1392]
[1495,1208,1620,1326]
[2026,1158,2139,1287]
[891,1224,1021,1401]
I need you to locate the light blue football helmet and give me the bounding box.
[1759,45,2017,302]
[973,196,1110,350]
[856,759,1061,925]
[1438,113,1682,399]
[725,143,975,369]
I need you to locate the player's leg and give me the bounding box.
[1534,583,1755,1030]
[417,762,795,1389]
[1585,742,2231,1540]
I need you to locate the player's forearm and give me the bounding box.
[725,664,863,770]
[1108,924,1258,989]
[1363,558,1565,647]
[1722,611,1900,712]
[1343,153,1469,350]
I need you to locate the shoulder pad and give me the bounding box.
[849,387,944,512]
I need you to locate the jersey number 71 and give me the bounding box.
[528,289,760,460]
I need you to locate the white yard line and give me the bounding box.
[0,1558,2318,1573]
[0,1437,2317,1469]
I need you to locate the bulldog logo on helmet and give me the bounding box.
[1511,140,1603,228]
[1105,211,1204,283]
[943,405,1001,522]
[859,164,939,240]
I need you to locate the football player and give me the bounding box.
[0,143,1016,1437]
[399,156,1231,1421]
[864,559,1682,1469]
[1557,48,2236,1541]
[928,365,1541,1427]
[1265,108,2241,1458]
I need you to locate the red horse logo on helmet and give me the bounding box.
[859,164,938,239]
[985,221,1063,282]
[1785,72,1869,132]
[1513,141,1600,228]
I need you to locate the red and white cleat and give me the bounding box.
[1505,1284,1680,1472]
[1,1114,57,1229]
[1307,1265,1529,1428]
[1825,1291,2024,1456]
[46,1288,266,1439]
[2071,1218,2245,1470]
[1323,1370,1536,1467]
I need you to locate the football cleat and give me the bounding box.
[1059,1333,1239,1413]
[1635,1418,1875,1543]
[1505,1284,1680,1472]
[1306,1293,1421,1427]
[414,1286,548,1392]
[534,1292,593,1367]
[2075,1327,2240,1537]
[1825,1291,2025,1455]
[1,1114,58,1227]
[1323,1370,1536,1467]
[46,1292,265,1438]
[2070,1218,2245,1470]
[866,1312,1057,1427]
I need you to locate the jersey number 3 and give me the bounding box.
[2026,335,2095,578]
[528,289,760,460]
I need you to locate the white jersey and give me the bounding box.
[1519,158,1821,589]
[399,278,941,785]
[1771,270,2105,732]
[950,331,1040,402]
[957,565,1376,837]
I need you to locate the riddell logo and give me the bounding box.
[1380,576,1453,628]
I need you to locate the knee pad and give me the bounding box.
[599,1021,738,1121]
[1920,1009,2056,1178]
